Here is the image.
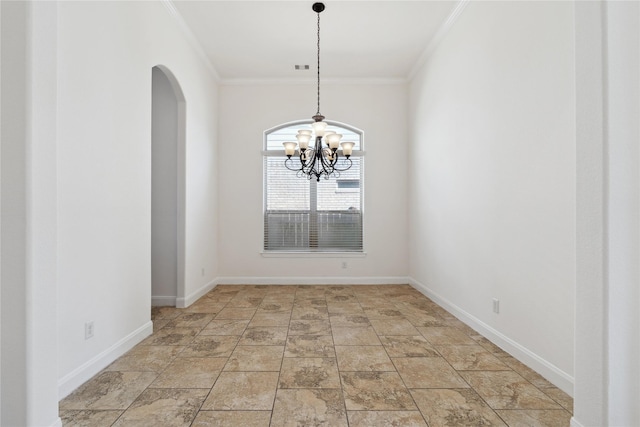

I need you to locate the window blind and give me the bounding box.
[263,122,364,252]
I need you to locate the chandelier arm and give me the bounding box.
[332,156,353,172]
[285,157,303,172]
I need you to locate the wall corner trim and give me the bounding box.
[407,0,470,81]
[409,277,574,396]
[159,0,220,81]
[57,321,153,400]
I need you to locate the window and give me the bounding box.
[263,121,364,252]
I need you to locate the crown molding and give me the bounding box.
[160,0,221,81]
[220,77,407,86]
[407,0,470,81]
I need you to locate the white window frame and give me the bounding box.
[262,119,365,255]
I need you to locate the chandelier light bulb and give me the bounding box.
[296,133,311,150]
[312,121,328,137]
[326,133,342,150]
[283,141,297,157]
[340,141,355,157]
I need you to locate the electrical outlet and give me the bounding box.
[85,321,94,339]
[201,268,205,277]
[492,298,500,314]
[341,261,348,269]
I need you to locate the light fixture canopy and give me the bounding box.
[283,2,353,182]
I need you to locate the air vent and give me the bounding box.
[294,65,310,70]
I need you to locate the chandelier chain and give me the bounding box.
[316,10,321,116]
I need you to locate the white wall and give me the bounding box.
[1,1,61,425]
[604,3,639,424]
[56,1,219,397]
[217,83,408,283]
[573,1,640,425]
[408,1,575,394]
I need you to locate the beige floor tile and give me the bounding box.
[347,411,428,427]
[379,335,440,357]
[438,345,510,370]
[329,313,371,328]
[327,302,364,314]
[363,307,405,319]
[65,285,570,426]
[112,388,207,427]
[279,357,341,389]
[140,327,200,346]
[335,346,395,371]
[59,410,123,427]
[495,409,572,426]
[215,307,257,319]
[411,388,506,426]
[226,296,264,308]
[291,305,329,320]
[151,306,183,320]
[259,301,293,311]
[239,326,288,345]
[180,335,239,357]
[184,301,227,314]
[60,371,157,410]
[249,311,292,327]
[224,345,284,371]
[459,371,562,410]
[105,345,185,372]
[191,411,272,427]
[164,313,214,329]
[542,387,573,412]
[285,335,335,357]
[288,319,331,336]
[202,372,279,410]
[471,336,510,357]
[153,319,169,332]
[500,355,557,389]
[393,357,469,388]
[405,316,447,328]
[340,371,416,411]
[332,326,381,346]
[417,326,478,346]
[327,294,358,303]
[200,319,249,335]
[150,357,226,388]
[370,319,420,335]
[271,389,348,427]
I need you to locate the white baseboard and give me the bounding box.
[57,321,153,399]
[215,276,411,286]
[176,279,218,308]
[151,295,177,306]
[409,277,574,397]
[570,417,586,427]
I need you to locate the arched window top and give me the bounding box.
[264,120,363,151]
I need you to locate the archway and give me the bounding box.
[151,65,186,306]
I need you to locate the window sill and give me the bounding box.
[261,251,367,258]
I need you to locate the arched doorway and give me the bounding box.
[151,65,186,306]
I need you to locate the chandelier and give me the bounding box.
[283,2,355,182]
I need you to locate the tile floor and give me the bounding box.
[60,285,573,426]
